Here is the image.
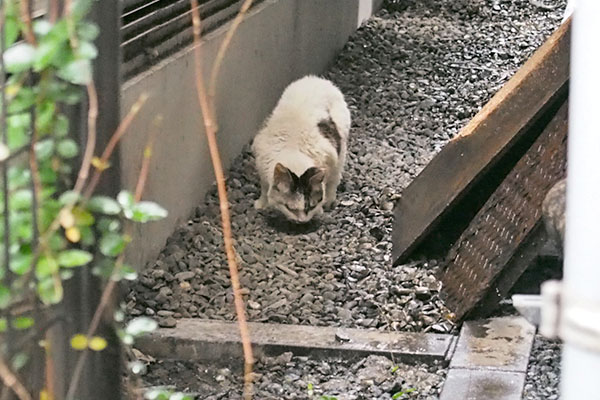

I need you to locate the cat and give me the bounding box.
[252,75,351,223]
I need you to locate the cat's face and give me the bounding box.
[268,163,325,223]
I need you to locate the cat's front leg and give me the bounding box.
[254,184,269,210]
[324,172,341,209]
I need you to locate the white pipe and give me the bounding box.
[562,1,600,399]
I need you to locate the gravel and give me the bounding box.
[522,335,561,400]
[139,353,446,400]
[126,0,566,333]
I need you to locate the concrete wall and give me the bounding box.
[120,0,381,268]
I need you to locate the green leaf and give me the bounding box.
[59,190,81,206]
[88,196,121,215]
[35,139,55,161]
[169,394,193,400]
[130,202,168,223]
[36,101,56,135]
[7,113,31,149]
[8,166,30,190]
[78,41,98,60]
[33,20,53,36]
[117,191,134,211]
[13,317,34,330]
[36,256,59,279]
[0,285,10,309]
[77,22,100,41]
[98,217,121,233]
[72,206,94,226]
[70,0,94,21]
[7,87,35,114]
[0,319,6,332]
[4,17,20,48]
[99,233,128,257]
[11,253,33,275]
[125,317,158,337]
[79,225,95,246]
[129,361,146,375]
[11,352,29,371]
[57,249,93,268]
[393,389,416,399]
[57,59,92,85]
[3,43,36,73]
[113,264,138,281]
[57,138,79,158]
[11,189,33,211]
[37,277,64,305]
[55,114,70,136]
[34,40,65,71]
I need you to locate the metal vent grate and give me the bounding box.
[439,100,568,321]
[120,0,263,80]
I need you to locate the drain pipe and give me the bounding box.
[562,0,600,398]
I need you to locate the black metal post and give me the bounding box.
[60,1,123,399]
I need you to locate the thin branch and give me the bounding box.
[189,1,254,399]
[19,0,36,45]
[0,356,32,400]
[207,0,254,103]
[134,115,162,201]
[48,0,60,23]
[73,82,98,194]
[83,93,149,199]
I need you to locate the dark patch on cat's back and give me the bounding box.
[318,118,341,154]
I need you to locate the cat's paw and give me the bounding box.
[324,199,336,210]
[254,198,267,210]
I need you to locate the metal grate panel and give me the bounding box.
[120,0,263,80]
[439,101,568,321]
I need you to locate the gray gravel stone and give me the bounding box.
[522,334,561,400]
[139,354,446,399]
[126,0,565,335]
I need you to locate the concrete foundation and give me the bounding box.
[120,0,382,268]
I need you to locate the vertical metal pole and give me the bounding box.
[562,0,600,398]
[61,1,123,399]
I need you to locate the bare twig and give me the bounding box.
[135,115,162,201]
[73,82,98,194]
[0,356,32,400]
[189,1,254,398]
[48,0,60,23]
[83,93,149,199]
[207,0,254,103]
[19,0,36,45]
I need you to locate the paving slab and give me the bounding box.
[450,316,536,372]
[440,369,526,400]
[135,318,455,365]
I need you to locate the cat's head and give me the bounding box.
[268,163,325,223]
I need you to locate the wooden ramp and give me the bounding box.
[392,20,570,320]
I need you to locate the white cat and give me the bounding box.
[252,76,351,223]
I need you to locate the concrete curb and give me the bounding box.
[136,318,455,367]
[440,316,536,400]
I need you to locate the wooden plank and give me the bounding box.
[440,100,568,321]
[392,19,571,265]
[135,319,455,365]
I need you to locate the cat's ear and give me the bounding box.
[302,167,325,188]
[273,163,293,192]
